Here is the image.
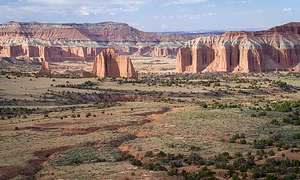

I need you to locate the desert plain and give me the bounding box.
[0,56,300,180]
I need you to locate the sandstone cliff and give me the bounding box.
[39,61,51,75]
[177,22,300,73]
[0,22,191,61]
[153,47,178,57]
[152,41,188,58]
[92,49,137,78]
[0,45,104,62]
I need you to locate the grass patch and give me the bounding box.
[50,146,105,166]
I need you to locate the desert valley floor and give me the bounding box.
[0,57,300,180]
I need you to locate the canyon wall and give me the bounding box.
[0,45,104,62]
[0,22,190,62]
[92,49,137,78]
[153,47,178,57]
[177,22,300,73]
[0,43,183,61]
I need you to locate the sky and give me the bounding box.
[0,0,299,32]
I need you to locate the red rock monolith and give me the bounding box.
[92,49,137,78]
[39,61,51,75]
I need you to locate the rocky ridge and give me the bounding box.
[177,22,300,73]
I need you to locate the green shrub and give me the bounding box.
[190,145,201,151]
[240,139,247,144]
[169,160,183,168]
[145,151,153,157]
[252,167,266,178]
[241,172,247,179]
[129,158,142,166]
[157,151,167,158]
[143,163,167,171]
[268,150,275,156]
[293,133,300,139]
[229,134,240,143]
[234,152,243,158]
[167,168,178,176]
[270,119,280,125]
[266,174,279,180]
[253,139,273,149]
[272,101,292,112]
[232,173,240,180]
[282,173,297,180]
[86,112,92,118]
[258,111,267,116]
[251,113,256,117]
[50,147,101,166]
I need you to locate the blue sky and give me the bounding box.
[0,0,299,32]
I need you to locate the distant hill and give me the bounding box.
[155,27,266,36]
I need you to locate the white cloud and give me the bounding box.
[239,0,251,4]
[167,0,207,5]
[26,0,80,5]
[78,7,90,16]
[26,0,151,7]
[283,8,292,12]
[205,12,216,16]
[14,0,151,17]
[0,0,153,24]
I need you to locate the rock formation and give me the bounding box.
[153,47,178,58]
[177,22,300,73]
[92,49,137,78]
[0,45,104,62]
[0,22,191,62]
[152,41,186,58]
[79,70,93,78]
[39,61,51,75]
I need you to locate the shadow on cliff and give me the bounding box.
[0,45,106,62]
[42,46,104,62]
[183,44,300,73]
[196,46,216,72]
[260,44,300,72]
